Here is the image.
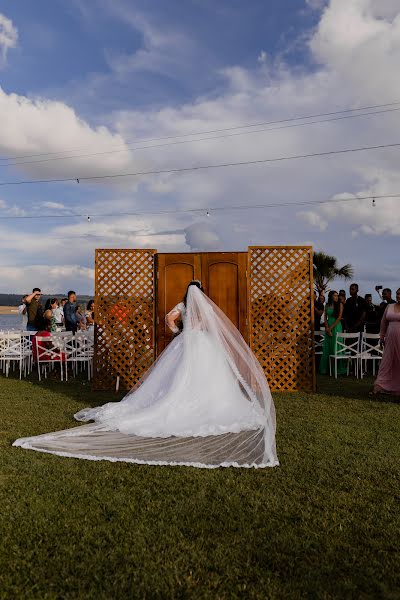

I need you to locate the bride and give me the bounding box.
[14,281,278,469]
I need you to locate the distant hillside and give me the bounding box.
[0,293,93,307]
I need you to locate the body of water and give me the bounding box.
[0,313,23,331]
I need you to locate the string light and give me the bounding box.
[0,192,398,222]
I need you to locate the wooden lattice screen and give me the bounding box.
[248,246,315,392]
[92,249,156,391]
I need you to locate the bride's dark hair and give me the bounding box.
[183,280,204,306]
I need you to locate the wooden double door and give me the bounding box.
[156,252,248,354]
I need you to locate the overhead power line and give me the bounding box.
[0,192,397,221]
[1,140,400,187]
[1,99,400,163]
[1,106,400,169]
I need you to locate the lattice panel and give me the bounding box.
[93,249,156,391]
[248,246,314,392]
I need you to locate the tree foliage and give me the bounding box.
[313,251,354,293]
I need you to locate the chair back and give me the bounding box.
[335,332,360,357]
[360,332,383,358]
[35,335,64,363]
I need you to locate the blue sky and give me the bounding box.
[0,0,399,295]
[3,0,319,108]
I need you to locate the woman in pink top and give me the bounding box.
[374,288,400,395]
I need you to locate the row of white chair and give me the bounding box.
[314,330,383,378]
[0,330,94,381]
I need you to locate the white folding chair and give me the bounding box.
[329,332,361,378]
[20,331,36,375]
[61,332,76,380]
[35,335,65,381]
[360,332,383,377]
[0,333,25,378]
[74,332,94,380]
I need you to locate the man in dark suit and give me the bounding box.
[343,283,367,332]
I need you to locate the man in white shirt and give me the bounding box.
[18,295,28,328]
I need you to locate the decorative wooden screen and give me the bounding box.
[248,246,314,392]
[93,249,156,391]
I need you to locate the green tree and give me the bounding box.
[313,251,354,293]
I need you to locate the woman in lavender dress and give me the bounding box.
[374,288,400,395]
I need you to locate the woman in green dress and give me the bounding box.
[319,290,346,375]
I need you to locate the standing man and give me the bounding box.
[364,293,380,334]
[343,283,367,333]
[379,288,395,316]
[25,288,44,331]
[64,290,78,333]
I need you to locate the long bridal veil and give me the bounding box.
[13,286,278,469]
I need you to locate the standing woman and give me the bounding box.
[374,288,400,395]
[319,290,346,375]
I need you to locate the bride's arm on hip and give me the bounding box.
[166,307,182,333]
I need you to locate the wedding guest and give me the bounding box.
[25,288,44,332]
[379,288,395,316]
[60,298,68,309]
[365,294,380,334]
[338,290,346,329]
[18,295,28,329]
[64,290,78,333]
[32,310,65,364]
[51,299,64,329]
[85,300,95,326]
[319,290,346,375]
[374,288,400,395]
[343,283,367,332]
[75,304,87,330]
[314,292,325,330]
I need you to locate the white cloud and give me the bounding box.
[0,86,146,179]
[42,201,67,210]
[0,13,18,65]
[0,264,94,294]
[297,210,328,231]
[257,50,268,64]
[184,222,221,251]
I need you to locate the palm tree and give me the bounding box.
[313,251,354,293]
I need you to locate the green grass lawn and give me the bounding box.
[1,374,399,599]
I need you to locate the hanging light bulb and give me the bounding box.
[87,215,91,222]
[372,197,376,207]
[206,210,210,217]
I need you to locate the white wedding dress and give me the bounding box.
[13,286,278,469]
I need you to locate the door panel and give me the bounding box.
[201,253,248,341]
[157,253,201,353]
[208,262,239,325]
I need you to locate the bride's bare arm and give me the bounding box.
[166,307,181,333]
